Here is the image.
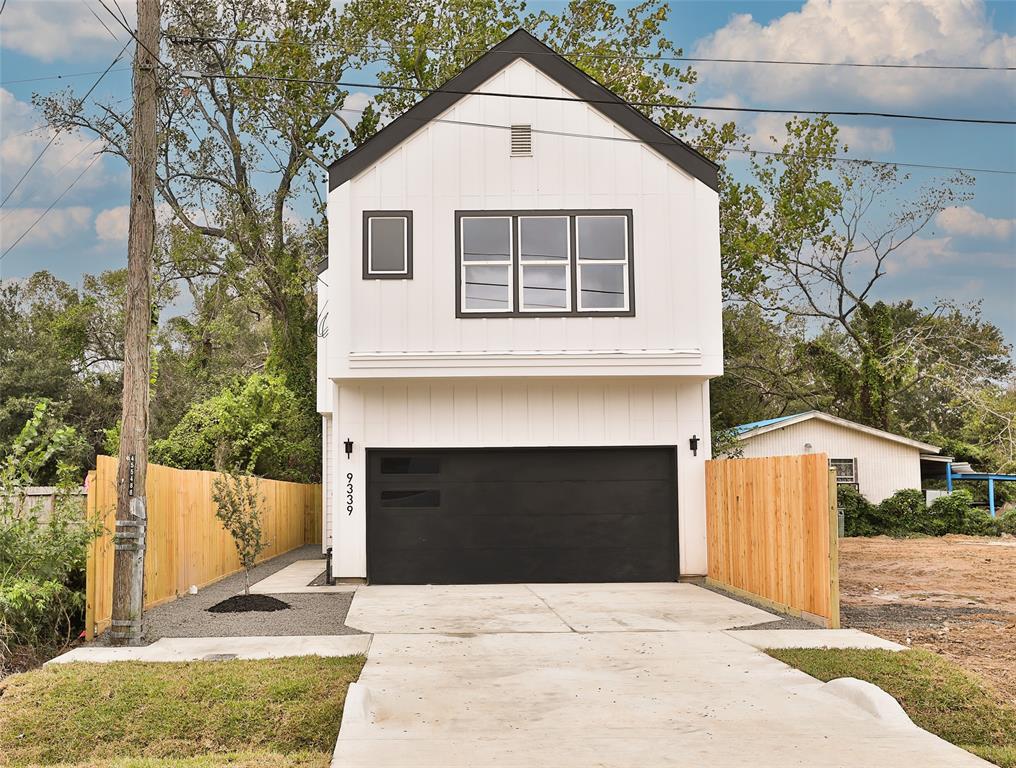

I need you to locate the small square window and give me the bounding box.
[830,458,857,484]
[363,211,412,279]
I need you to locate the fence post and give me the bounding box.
[84,470,97,641]
[828,467,840,629]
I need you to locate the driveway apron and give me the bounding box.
[333,583,988,767]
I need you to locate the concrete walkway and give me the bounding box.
[50,635,370,664]
[333,583,987,767]
[248,560,358,594]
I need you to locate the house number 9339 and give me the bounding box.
[346,473,354,516]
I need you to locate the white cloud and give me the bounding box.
[748,113,893,154]
[694,0,1016,108]
[0,0,136,62]
[936,205,1015,240]
[0,206,93,250]
[95,205,130,241]
[0,89,108,208]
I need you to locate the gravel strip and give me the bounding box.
[91,546,362,645]
[690,579,821,630]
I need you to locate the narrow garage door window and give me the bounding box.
[367,447,678,584]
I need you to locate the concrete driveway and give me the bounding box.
[333,583,988,767]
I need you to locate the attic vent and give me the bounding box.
[510,124,532,157]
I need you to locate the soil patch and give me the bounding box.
[840,535,1016,705]
[208,594,291,613]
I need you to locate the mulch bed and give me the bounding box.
[207,594,291,613]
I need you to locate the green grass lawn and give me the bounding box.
[767,648,1016,767]
[0,655,365,768]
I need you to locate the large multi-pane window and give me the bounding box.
[457,210,632,316]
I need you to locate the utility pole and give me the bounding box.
[110,0,160,646]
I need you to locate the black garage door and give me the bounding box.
[366,447,677,584]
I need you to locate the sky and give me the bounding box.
[1,0,1014,344]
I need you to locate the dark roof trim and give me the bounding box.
[328,29,720,192]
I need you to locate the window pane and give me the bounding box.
[369,217,406,272]
[462,217,511,262]
[380,489,441,508]
[522,265,567,310]
[830,459,855,483]
[520,217,568,261]
[464,265,510,310]
[381,456,440,475]
[580,264,625,309]
[577,216,626,261]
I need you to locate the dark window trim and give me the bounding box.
[363,210,413,280]
[455,209,635,319]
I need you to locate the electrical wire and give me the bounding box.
[167,35,1016,72]
[0,67,132,85]
[181,70,1016,126]
[333,104,1016,176]
[0,41,129,210]
[0,152,103,261]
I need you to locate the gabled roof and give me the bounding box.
[734,410,942,454]
[327,29,720,192]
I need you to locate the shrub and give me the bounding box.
[212,470,268,595]
[151,373,319,482]
[960,506,1001,537]
[927,489,972,535]
[0,402,99,671]
[840,485,878,537]
[876,489,928,536]
[1000,508,1016,536]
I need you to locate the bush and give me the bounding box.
[960,506,1001,537]
[151,373,319,482]
[842,486,1001,539]
[840,485,878,537]
[0,402,99,671]
[876,489,928,536]
[927,489,971,535]
[1000,508,1016,536]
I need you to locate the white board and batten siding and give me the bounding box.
[318,55,722,579]
[325,378,712,579]
[738,419,924,504]
[321,57,722,380]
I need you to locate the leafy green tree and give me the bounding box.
[0,272,126,479]
[151,373,319,481]
[38,0,358,405]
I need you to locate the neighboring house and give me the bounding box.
[317,29,722,584]
[734,411,942,504]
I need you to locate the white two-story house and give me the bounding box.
[317,29,722,584]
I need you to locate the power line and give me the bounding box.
[80,0,121,42]
[0,136,102,224]
[0,67,132,85]
[94,0,167,70]
[0,41,129,210]
[168,35,1016,72]
[336,104,1016,176]
[0,152,103,261]
[181,70,1016,126]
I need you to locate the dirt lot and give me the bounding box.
[840,535,1016,704]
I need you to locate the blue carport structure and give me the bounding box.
[946,463,1016,517]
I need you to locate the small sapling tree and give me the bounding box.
[211,470,267,595]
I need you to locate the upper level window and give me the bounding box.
[363,211,412,279]
[456,210,633,317]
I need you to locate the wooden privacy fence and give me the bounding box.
[705,453,839,628]
[85,455,322,639]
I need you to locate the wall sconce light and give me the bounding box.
[344,438,353,458]
[689,435,700,456]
